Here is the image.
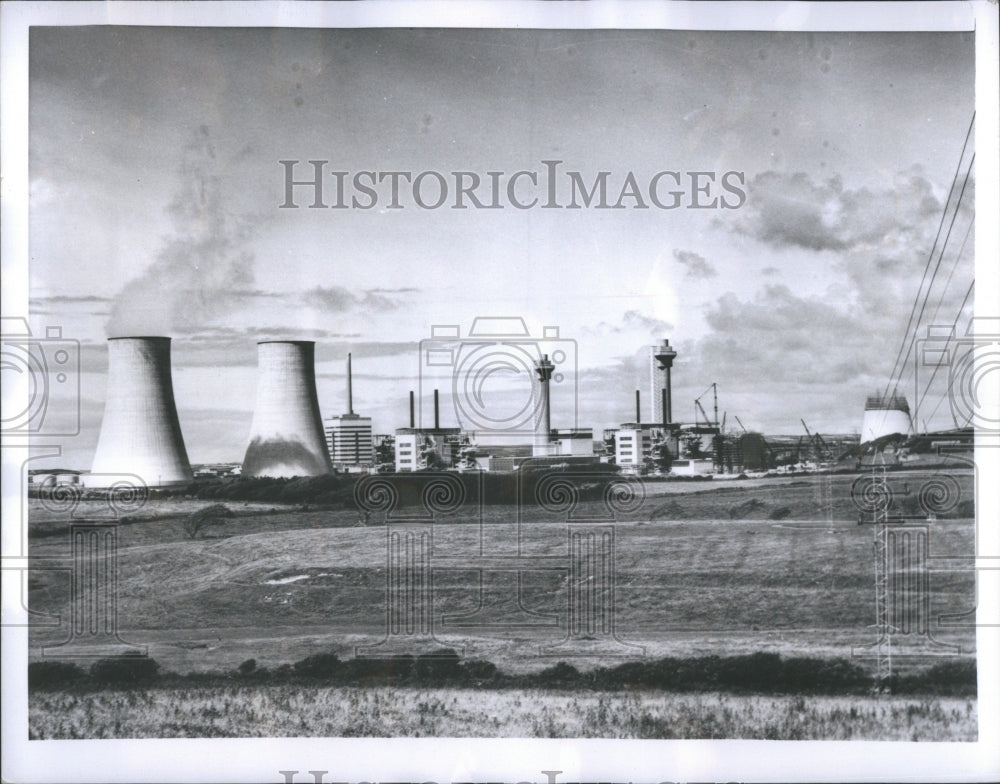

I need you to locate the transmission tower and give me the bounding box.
[870,461,893,690]
[853,456,899,690]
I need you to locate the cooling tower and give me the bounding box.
[242,341,333,478]
[89,337,193,488]
[861,394,913,443]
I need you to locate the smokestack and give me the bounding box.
[535,355,554,450]
[635,389,641,424]
[242,341,333,478]
[346,352,354,416]
[89,337,193,487]
[433,389,440,430]
[409,390,415,428]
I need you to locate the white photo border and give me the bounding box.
[2,2,998,782]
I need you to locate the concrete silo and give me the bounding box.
[89,337,193,487]
[242,340,333,478]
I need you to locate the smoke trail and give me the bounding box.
[106,125,258,336]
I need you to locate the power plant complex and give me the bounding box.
[324,353,374,472]
[73,330,930,489]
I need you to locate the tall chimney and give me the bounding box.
[346,352,354,415]
[90,337,193,487]
[653,339,678,425]
[242,341,333,478]
[535,355,555,450]
[433,389,440,430]
[635,389,641,424]
[409,390,415,428]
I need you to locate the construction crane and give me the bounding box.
[695,399,712,428]
[694,383,719,428]
[734,415,748,434]
[801,418,834,463]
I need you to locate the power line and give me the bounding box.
[916,278,974,426]
[891,152,976,400]
[882,112,975,400]
[927,216,974,330]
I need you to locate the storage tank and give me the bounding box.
[89,337,192,487]
[242,340,333,477]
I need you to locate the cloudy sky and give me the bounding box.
[28,27,975,467]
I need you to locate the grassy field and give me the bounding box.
[26,469,979,739]
[28,685,977,740]
[28,470,976,673]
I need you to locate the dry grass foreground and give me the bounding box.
[30,685,976,740]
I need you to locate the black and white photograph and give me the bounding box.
[2,1,998,782]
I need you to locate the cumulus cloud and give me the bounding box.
[731,169,944,253]
[683,163,975,432]
[697,284,875,384]
[673,249,717,279]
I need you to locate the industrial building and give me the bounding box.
[708,431,773,474]
[614,423,653,472]
[528,353,597,463]
[28,469,82,490]
[79,331,868,483]
[372,433,396,472]
[89,336,193,488]
[395,427,468,472]
[394,390,472,472]
[605,340,688,474]
[242,340,333,478]
[324,354,374,472]
[391,374,596,472]
[474,430,596,471]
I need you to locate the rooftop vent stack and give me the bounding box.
[346,352,354,416]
